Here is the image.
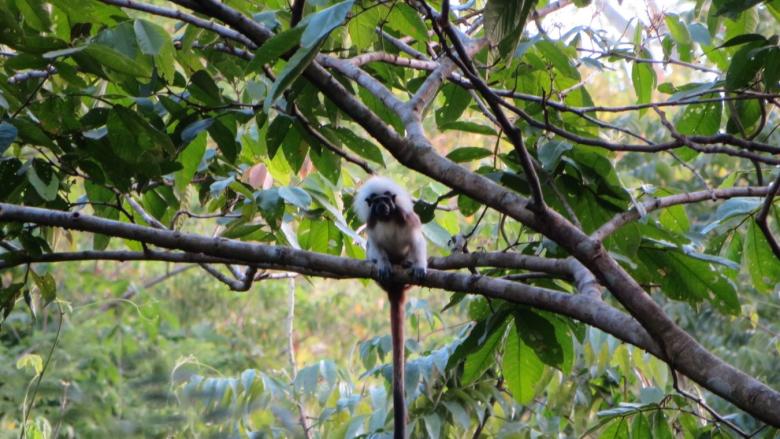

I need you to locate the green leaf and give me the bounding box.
[446,147,492,163]
[387,3,428,43]
[246,26,304,73]
[457,194,480,216]
[664,14,691,44]
[300,0,355,49]
[715,0,763,17]
[134,19,168,55]
[189,70,223,106]
[536,40,580,79]
[329,126,385,164]
[718,32,766,48]
[503,324,544,404]
[701,197,762,233]
[27,161,59,201]
[0,121,18,154]
[264,43,321,112]
[484,0,538,58]
[726,42,765,90]
[208,119,239,163]
[435,84,472,126]
[599,418,629,439]
[267,115,293,158]
[439,121,497,135]
[0,283,24,320]
[538,140,572,171]
[16,353,43,376]
[348,5,381,50]
[631,60,656,106]
[85,44,151,78]
[461,320,505,383]
[659,204,690,234]
[675,96,722,136]
[279,186,312,209]
[175,131,206,192]
[134,19,175,82]
[30,270,56,306]
[514,309,564,367]
[637,244,740,313]
[744,220,780,293]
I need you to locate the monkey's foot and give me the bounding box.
[409,267,426,282]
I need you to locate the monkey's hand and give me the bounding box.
[409,266,426,282]
[377,264,393,282]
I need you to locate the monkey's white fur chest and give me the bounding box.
[369,221,412,262]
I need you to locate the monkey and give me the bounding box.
[354,176,427,439]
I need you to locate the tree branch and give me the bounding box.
[755,171,780,259]
[0,202,660,357]
[593,186,775,240]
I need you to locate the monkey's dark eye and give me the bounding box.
[384,191,391,195]
[365,197,373,205]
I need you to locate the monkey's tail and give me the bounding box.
[387,285,407,439]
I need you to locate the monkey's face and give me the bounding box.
[366,191,397,221]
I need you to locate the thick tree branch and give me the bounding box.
[0,203,659,359]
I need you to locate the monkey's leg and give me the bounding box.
[389,288,406,439]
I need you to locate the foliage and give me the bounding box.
[0,0,779,436]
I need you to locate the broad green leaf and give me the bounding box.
[715,0,763,17]
[329,126,385,164]
[538,140,572,172]
[27,161,59,201]
[0,121,18,154]
[387,3,428,43]
[267,115,293,159]
[436,84,472,126]
[675,96,722,136]
[347,5,381,49]
[503,324,543,404]
[300,0,355,49]
[701,197,762,233]
[726,42,765,90]
[246,26,304,73]
[446,147,492,163]
[484,0,538,57]
[514,309,564,368]
[264,43,321,112]
[208,119,239,163]
[637,243,740,313]
[631,60,656,107]
[744,220,780,293]
[279,186,312,209]
[461,320,505,383]
[30,270,56,306]
[133,19,175,82]
[664,14,691,44]
[536,40,580,79]
[85,44,151,78]
[175,131,206,192]
[598,417,630,438]
[718,32,766,48]
[189,70,223,106]
[659,205,690,234]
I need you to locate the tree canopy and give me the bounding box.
[1,0,780,436]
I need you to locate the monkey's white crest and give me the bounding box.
[354,176,415,222]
